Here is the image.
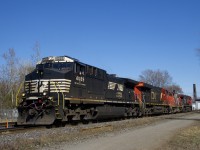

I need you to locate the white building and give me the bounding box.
[192,99,200,110]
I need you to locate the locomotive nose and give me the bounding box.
[37,64,43,70]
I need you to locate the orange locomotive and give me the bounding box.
[177,94,193,112]
[133,82,192,116]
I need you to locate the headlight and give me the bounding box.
[43,92,47,96]
[22,93,26,97]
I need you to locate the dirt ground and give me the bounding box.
[51,113,200,150]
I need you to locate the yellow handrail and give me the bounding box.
[57,82,65,109]
[53,82,59,106]
[15,82,24,106]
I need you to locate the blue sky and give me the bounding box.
[0,0,200,96]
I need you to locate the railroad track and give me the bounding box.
[0,111,197,135]
[0,126,46,134]
[0,127,24,133]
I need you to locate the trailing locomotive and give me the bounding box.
[17,56,192,125]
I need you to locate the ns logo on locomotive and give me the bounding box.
[17,56,192,125]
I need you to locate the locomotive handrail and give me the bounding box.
[15,82,24,106]
[62,93,65,109]
[56,83,65,109]
[53,81,60,106]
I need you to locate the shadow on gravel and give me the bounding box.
[165,112,200,121]
[165,117,200,121]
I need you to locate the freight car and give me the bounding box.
[17,56,192,126]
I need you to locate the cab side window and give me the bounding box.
[87,66,93,75]
[86,65,104,79]
[75,63,85,75]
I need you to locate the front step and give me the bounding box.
[55,113,62,119]
[55,106,63,120]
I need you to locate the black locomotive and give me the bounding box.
[17,56,142,125]
[17,56,192,125]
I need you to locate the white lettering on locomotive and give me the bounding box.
[76,76,85,82]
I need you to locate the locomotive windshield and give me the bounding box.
[36,62,73,71]
[36,56,75,71]
[52,62,72,70]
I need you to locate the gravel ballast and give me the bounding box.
[0,112,196,150]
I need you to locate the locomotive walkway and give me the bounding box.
[56,113,200,150]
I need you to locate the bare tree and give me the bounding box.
[139,69,183,93]
[0,43,42,108]
[164,84,183,93]
[31,41,41,65]
[139,69,172,87]
[0,48,19,108]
